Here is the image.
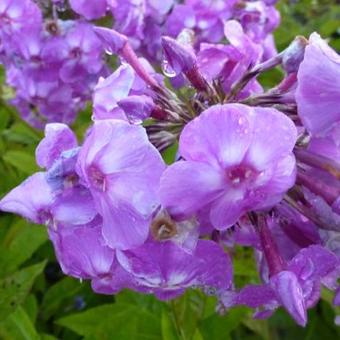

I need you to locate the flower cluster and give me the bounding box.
[69,0,280,61]
[1,1,340,329]
[0,0,106,128]
[0,0,279,128]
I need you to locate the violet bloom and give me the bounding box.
[93,65,135,120]
[0,123,97,227]
[103,239,233,300]
[60,22,104,83]
[107,0,175,61]
[165,1,235,43]
[221,245,339,326]
[198,20,263,97]
[93,59,161,121]
[36,123,78,169]
[296,33,340,134]
[160,104,297,229]
[0,0,42,38]
[77,119,165,250]
[0,172,55,224]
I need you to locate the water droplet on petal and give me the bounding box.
[105,47,113,56]
[161,59,177,78]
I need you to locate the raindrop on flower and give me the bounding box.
[161,59,177,78]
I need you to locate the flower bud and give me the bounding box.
[161,35,196,74]
[282,36,308,74]
[162,35,208,91]
[94,27,128,55]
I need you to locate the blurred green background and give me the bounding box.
[0,1,340,339]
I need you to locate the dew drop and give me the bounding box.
[161,59,177,78]
[105,47,113,56]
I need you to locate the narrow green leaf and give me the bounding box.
[199,307,249,340]
[2,150,38,175]
[41,277,83,320]
[0,261,46,320]
[0,306,39,340]
[0,221,47,277]
[57,302,162,340]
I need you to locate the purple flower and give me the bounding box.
[113,239,233,299]
[93,65,135,120]
[50,223,115,280]
[0,0,42,38]
[77,119,165,250]
[165,1,235,43]
[296,33,340,134]
[197,20,263,97]
[0,171,97,228]
[60,22,103,83]
[0,172,55,224]
[221,245,339,326]
[160,104,297,229]
[36,123,78,169]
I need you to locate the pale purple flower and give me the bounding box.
[296,33,340,134]
[0,0,42,38]
[221,245,339,326]
[0,171,97,228]
[114,239,233,299]
[93,65,135,120]
[0,172,55,224]
[197,20,263,97]
[165,1,235,43]
[76,119,165,250]
[50,223,115,280]
[160,104,297,229]
[36,123,78,169]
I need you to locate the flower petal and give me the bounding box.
[179,104,253,168]
[160,160,224,219]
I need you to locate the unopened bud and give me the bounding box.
[282,36,308,74]
[94,27,128,55]
[162,35,208,91]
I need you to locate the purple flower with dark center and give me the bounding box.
[76,119,165,250]
[0,172,55,224]
[160,103,297,229]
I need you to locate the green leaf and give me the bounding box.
[162,142,179,165]
[3,120,42,145]
[0,220,48,277]
[40,334,58,340]
[57,300,162,340]
[168,290,207,340]
[0,107,10,131]
[0,261,46,320]
[2,150,38,175]
[161,307,179,340]
[41,277,84,320]
[0,306,39,340]
[22,295,38,324]
[199,307,249,340]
